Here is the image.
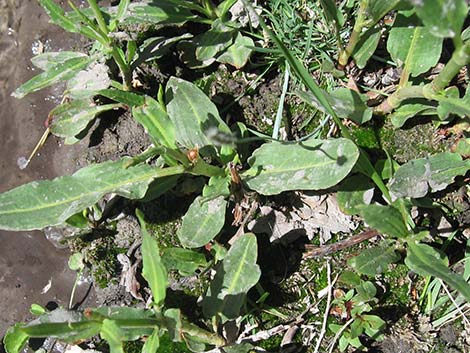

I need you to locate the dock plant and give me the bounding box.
[3,0,470,352]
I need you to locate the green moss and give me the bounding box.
[71,232,124,288]
[381,263,410,307]
[258,334,283,351]
[351,125,381,150]
[148,219,181,249]
[123,340,144,353]
[379,121,447,163]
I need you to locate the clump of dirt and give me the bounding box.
[87,110,151,163]
[209,66,282,134]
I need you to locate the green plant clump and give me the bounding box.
[2,0,470,352]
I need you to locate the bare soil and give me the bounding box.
[0,0,92,338]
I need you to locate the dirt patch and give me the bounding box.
[0,0,90,338]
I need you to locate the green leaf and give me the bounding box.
[12,56,93,99]
[137,209,168,307]
[389,102,435,128]
[348,241,400,276]
[338,271,362,287]
[387,13,443,76]
[366,0,402,23]
[3,324,29,353]
[31,51,87,71]
[454,137,470,158]
[177,39,216,69]
[30,304,47,316]
[217,33,254,69]
[357,204,409,238]
[49,100,122,143]
[297,88,372,124]
[39,0,78,33]
[196,20,235,61]
[131,34,193,70]
[161,248,208,276]
[437,86,470,120]
[203,234,261,320]
[133,96,176,148]
[352,26,381,69]
[98,89,145,106]
[125,2,196,25]
[20,309,102,342]
[68,252,85,271]
[100,320,124,353]
[389,152,470,198]
[0,159,184,230]
[337,175,375,215]
[202,175,231,199]
[319,0,344,31]
[405,242,470,301]
[110,0,130,31]
[413,0,467,38]
[244,137,359,195]
[178,196,227,248]
[142,328,160,353]
[163,309,182,342]
[166,77,231,150]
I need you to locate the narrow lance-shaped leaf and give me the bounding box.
[142,328,160,353]
[50,100,123,143]
[133,96,177,148]
[389,102,435,128]
[405,242,470,301]
[100,320,125,353]
[31,51,87,71]
[203,234,261,320]
[0,160,184,231]
[244,138,359,195]
[178,196,227,248]
[352,26,381,69]
[109,0,130,31]
[125,2,196,25]
[161,247,208,276]
[12,56,94,99]
[19,309,102,342]
[98,89,145,106]
[39,0,78,33]
[40,0,107,42]
[136,209,168,307]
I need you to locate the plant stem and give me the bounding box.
[338,0,368,68]
[87,0,109,35]
[202,0,217,19]
[111,47,132,91]
[431,41,470,92]
[374,85,426,115]
[375,41,470,114]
